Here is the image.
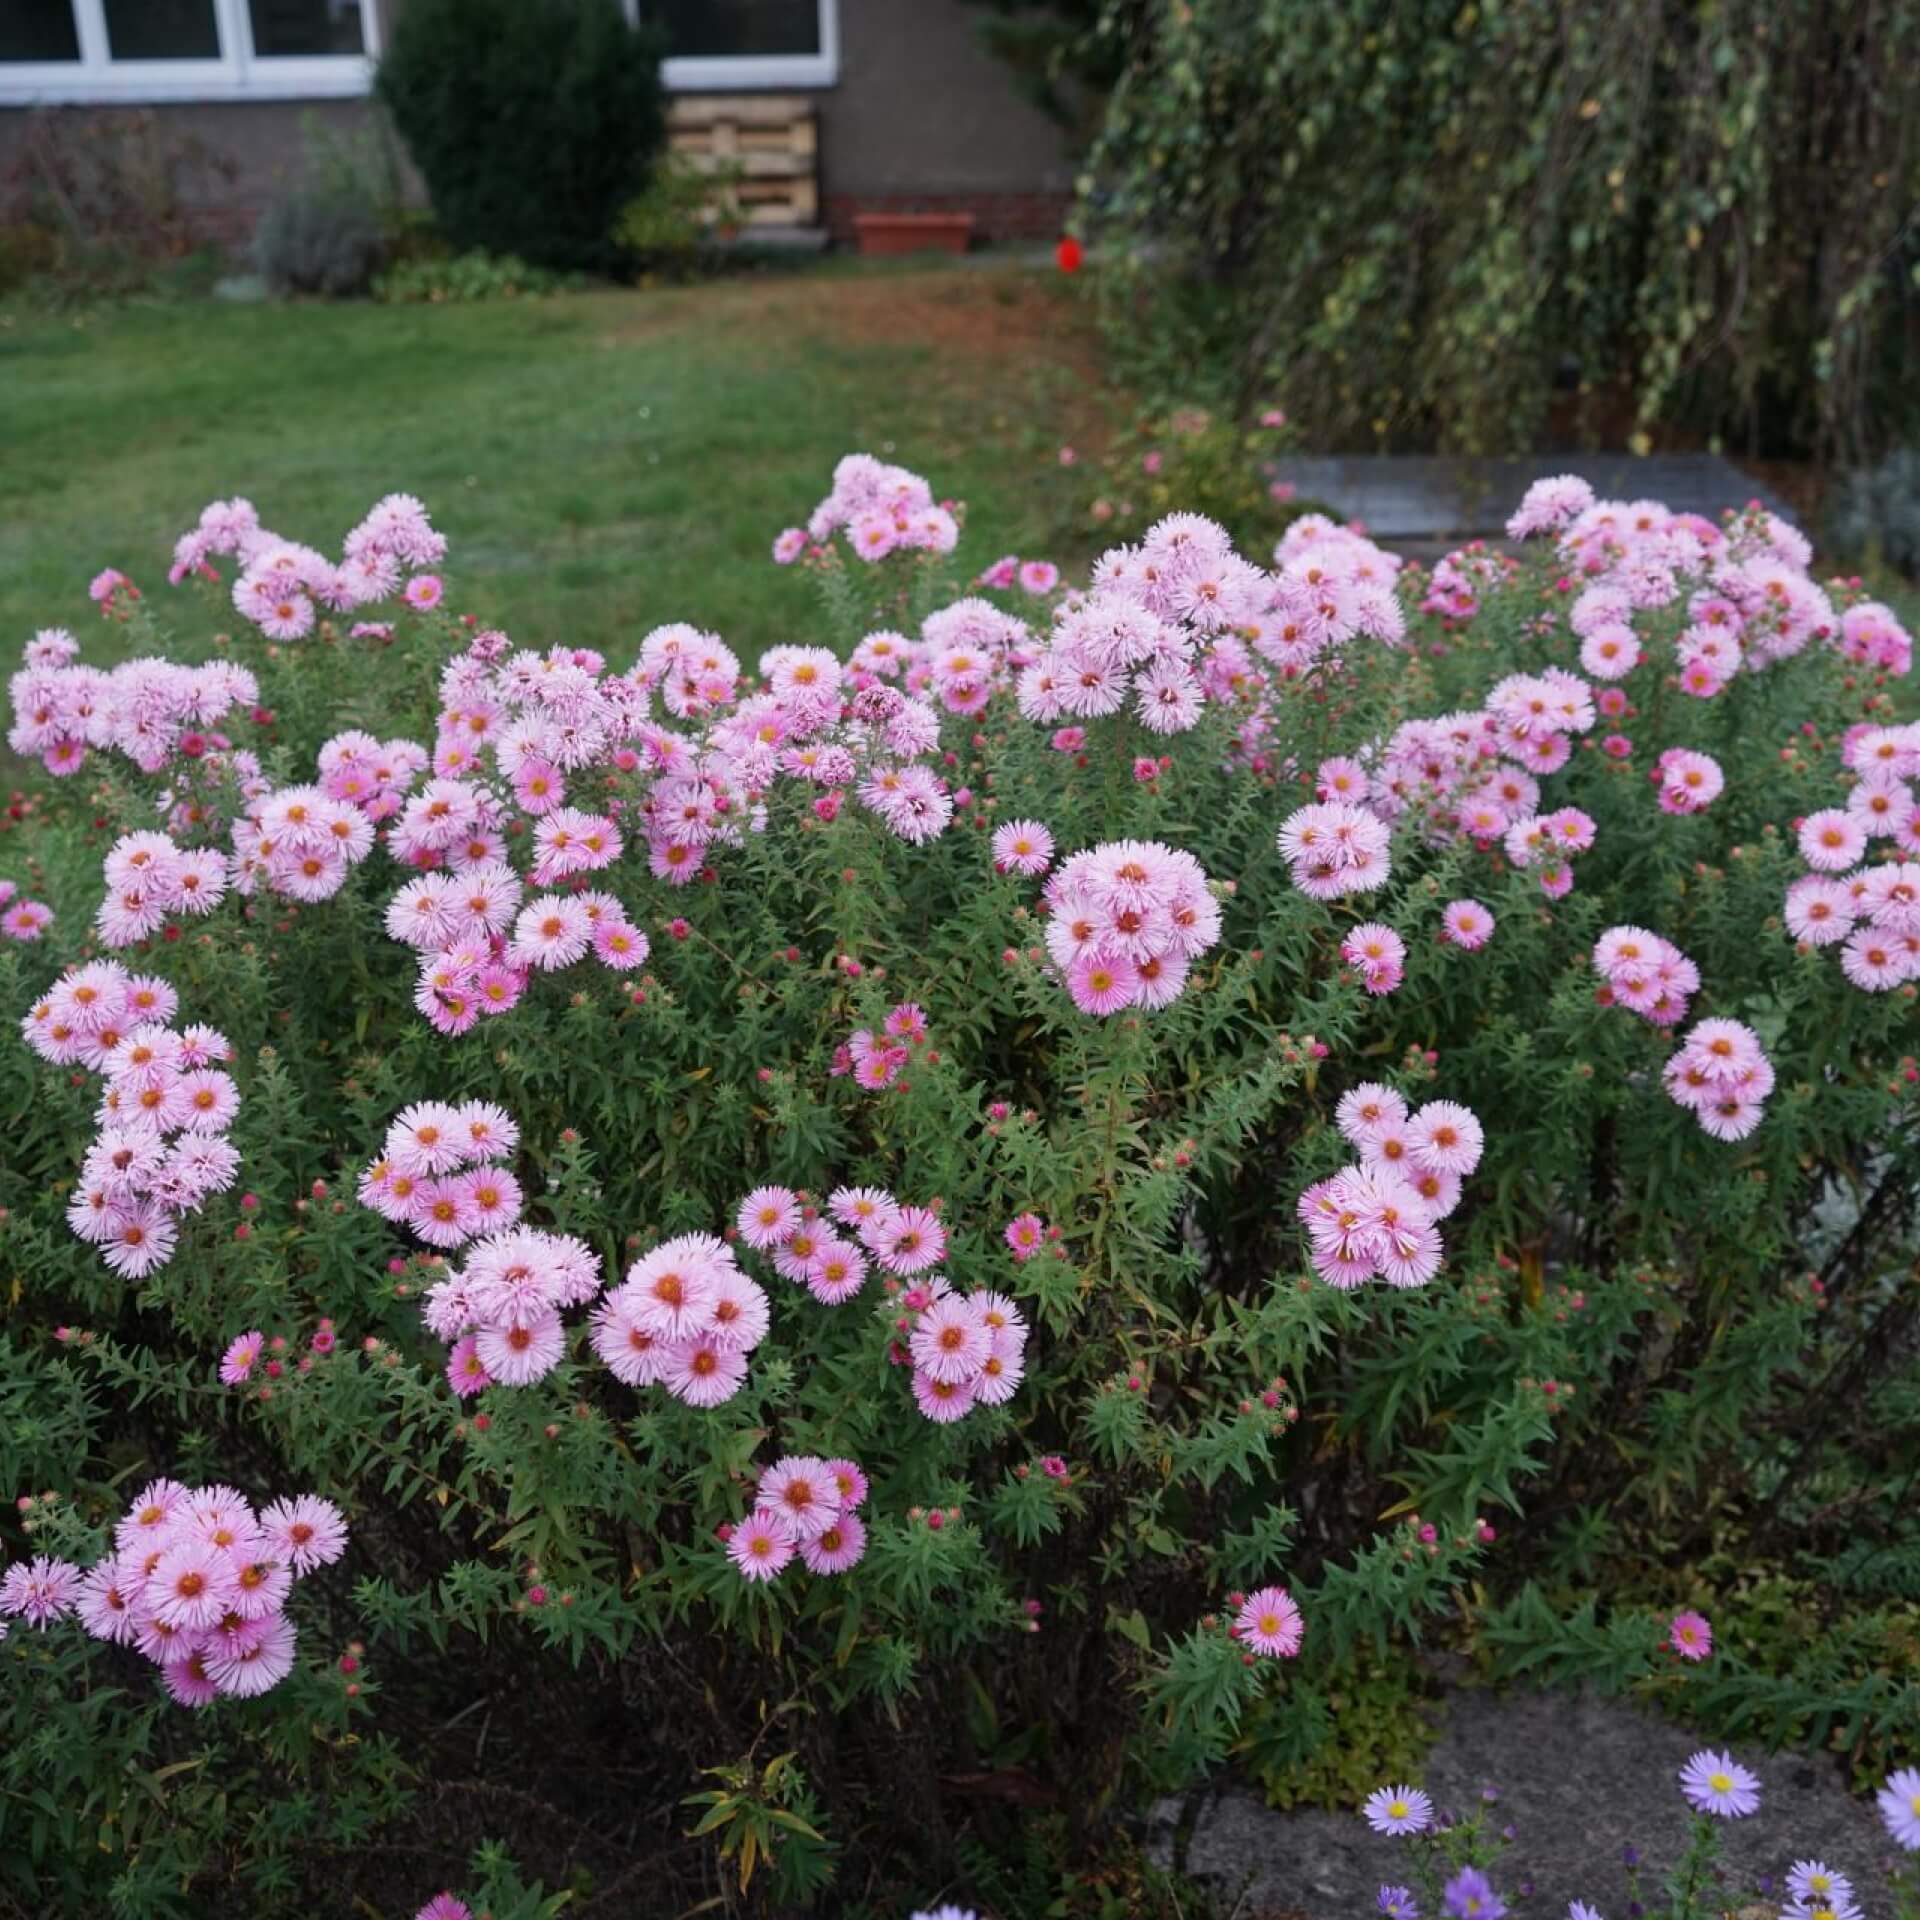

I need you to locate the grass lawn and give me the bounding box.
[0,261,1105,663]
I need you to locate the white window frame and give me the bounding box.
[0,0,380,106]
[628,0,838,91]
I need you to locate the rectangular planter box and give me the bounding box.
[853,212,976,257]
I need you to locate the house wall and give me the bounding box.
[0,0,1076,249]
[817,0,1075,242]
[0,97,408,247]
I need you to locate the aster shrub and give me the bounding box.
[1,460,1917,1911]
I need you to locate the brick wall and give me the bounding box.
[824,190,1070,247]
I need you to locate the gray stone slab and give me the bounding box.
[1280,455,1794,540]
[1147,1688,1899,1920]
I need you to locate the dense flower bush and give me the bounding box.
[1,460,1916,1914]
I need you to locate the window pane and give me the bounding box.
[249,0,367,57]
[103,0,221,59]
[0,1,82,61]
[655,1,820,59]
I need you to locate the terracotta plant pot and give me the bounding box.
[853,212,976,257]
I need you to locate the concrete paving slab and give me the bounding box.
[1147,1689,1899,1920]
[1279,456,1793,540]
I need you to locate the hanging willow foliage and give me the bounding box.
[1080,0,1920,458]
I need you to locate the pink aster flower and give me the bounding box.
[623,1240,722,1340]
[416,1897,473,1920]
[461,1166,523,1235]
[831,1185,900,1238]
[151,1540,238,1631]
[1656,748,1724,815]
[1341,923,1406,995]
[1407,1101,1484,1177]
[259,1494,349,1573]
[804,1238,868,1305]
[705,1268,771,1348]
[1336,1083,1408,1143]
[991,818,1055,876]
[736,1185,801,1250]
[114,1478,188,1552]
[1669,1610,1712,1661]
[823,1458,869,1508]
[76,1556,139,1644]
[1067,951,1140,1016]
[799,1511,867,1574]
[729,1505,796,1581]
[227,1554,292,1622]
[662,1335,750,1407]
[910,1294,990,1383]
[1698,1091,1766,1142]
[1234,1585,1304,1657]
[388,1101,467,1177]
[912,1369,979,1423]
[594,920,649,971]
[511,895,592,971]
[1440,899,1494,949]
[588,1300,665,1387]
[409,1175,478,1249]
[758,1456,841,1542]
[1019,560,1060,595]
[1840,926,1910,993]
[175,1069,240,1133]
[163,1650,220,1708]
[0,1554,81,1629]
[476,1311,567,1386]
[875,1204,946,1274]
[441,1328,491,1405]
[219,1330,265,1386]
[1004,1213,1045,1261]
[1,900,52,941]
[1798,809,1867,872]
[207,1610,298,1697]
[1783,875,1857,946]
[403,574,444,612]
[102,1200,177,1279]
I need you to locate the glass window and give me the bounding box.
[103,0,222,60]
[654,1,820,58]
[249,0,367,57]
[0,1,82,62]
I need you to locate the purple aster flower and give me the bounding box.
[1678,1748,1761,1819]
[1379,1887,1419,1920]
[1363,1784,1434,1837]
[1444,1869,1506,1920]
[1879,1767,1920,1851]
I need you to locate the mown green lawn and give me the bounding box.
[0,262,1101,662]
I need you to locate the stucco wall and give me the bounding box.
[818,0,1076,201]
[0,97,408,243]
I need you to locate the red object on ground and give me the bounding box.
[1056,235,1083,274]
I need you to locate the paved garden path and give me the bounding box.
[1147,1689,1897,1920]
[1280,454,1795,547]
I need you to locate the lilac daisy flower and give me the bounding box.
[1677,1748,1761,1818]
